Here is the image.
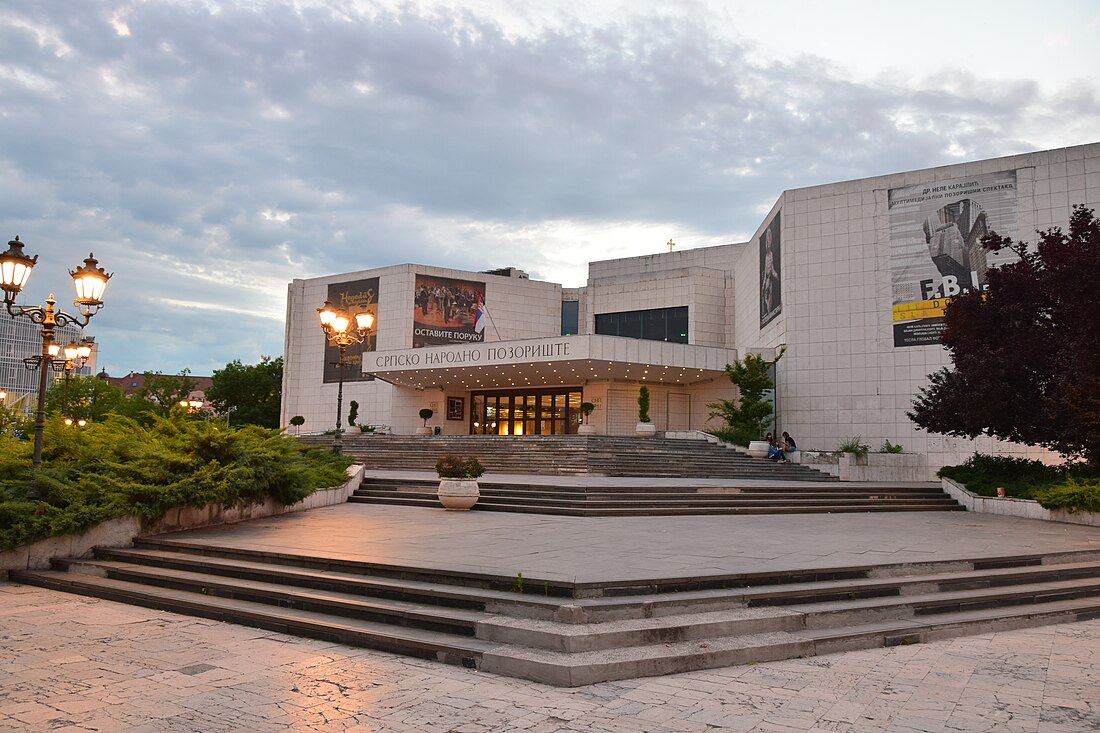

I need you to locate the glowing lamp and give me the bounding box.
[0,236,37,297]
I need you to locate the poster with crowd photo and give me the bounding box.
[759,212,782,328]
[322,277,378,384]
[413,274,487,348]
[888,170,1018,347]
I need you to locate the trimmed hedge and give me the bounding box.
[938,453,1099,512]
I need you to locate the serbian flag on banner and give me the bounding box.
[474,294,487,334]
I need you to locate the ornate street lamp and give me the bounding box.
[317,299,374,453]
[1,236,111,487]
[57,337,94,420]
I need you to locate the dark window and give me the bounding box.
[561,301,579,335]
[593,306,688,343]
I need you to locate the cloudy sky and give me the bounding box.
[2,0,1098,377]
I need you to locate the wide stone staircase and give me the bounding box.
[351,477,963,516]
[14,539,1100,686]
[299,434,834,480]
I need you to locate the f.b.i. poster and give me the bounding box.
[888,170,1018,347]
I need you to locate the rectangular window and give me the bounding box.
[560,301,579,336]
[594,306,688,344]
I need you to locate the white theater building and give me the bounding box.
[282,142,1100,474]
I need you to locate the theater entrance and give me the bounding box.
[470,389,583,435]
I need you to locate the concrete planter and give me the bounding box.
[635,422,656,437]
[577,424,597,435]
[941,477,1100,527]
[437,478,480,510]
[415,426,432,435]
[747,440,770,458]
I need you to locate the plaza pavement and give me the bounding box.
[131,475,1100,584]
[1,582,1097,732]
[2,476,1100,731]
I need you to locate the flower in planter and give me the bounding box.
[435,454,486,479]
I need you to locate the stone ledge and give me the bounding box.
[940,477,1100,527]
[1,464,365,578]
[840,453,931,482]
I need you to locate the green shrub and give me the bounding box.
[1033,478,1100,513]
[0,413,353,551]
[637,386,651,423]
[880,440,904,454]
[937,453,1062,498]
[435,454,485,479]
[706,428,744,445]
[835,437,870,458]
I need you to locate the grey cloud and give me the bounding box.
[0,1,1095,373]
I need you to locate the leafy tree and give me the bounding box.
[45,375,145,422]
[139,370,199,416]
[708,349,783,446]
[909,205,1100,467]
[206,356,283,428]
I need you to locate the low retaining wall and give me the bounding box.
[941,477,1100,527]
[1,464,365,579]
[839,453,930,482]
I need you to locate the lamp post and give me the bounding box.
[58,338,94,420]
[0,236,111,486]
[317,299,374,453]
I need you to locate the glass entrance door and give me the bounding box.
[470,388,582,435]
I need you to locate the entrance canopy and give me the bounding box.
[364,335,736,391]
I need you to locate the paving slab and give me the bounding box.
[142,498,1100,584]
[1,583,1097,732]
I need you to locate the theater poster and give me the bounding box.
[413,274,486,348]
[888,170,1018,347]
[322,277,378,383]
[759,212,781,328]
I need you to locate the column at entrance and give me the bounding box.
[470,389,582,435]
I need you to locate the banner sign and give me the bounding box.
[413,274,486,348]
[322,277,378,383]
[888,170,1018,347]
[759,212,782,328]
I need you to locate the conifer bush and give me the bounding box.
[0,412,353,550]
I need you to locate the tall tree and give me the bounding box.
[139,370,199,416]
[206,356,283,428]
[909,205,1100,466]
[708,349,783,445]
[46,375,142,421]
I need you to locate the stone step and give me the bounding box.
[349,495,962,515]
[15,545,1100,687]
[486,597,1100,686]
[93,542,1100,616]
[353,493,960,509]
[309,434,838,480]
[11,570,495,667]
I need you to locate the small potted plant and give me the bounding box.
[435,454,485,510]
[578,401,597,434]
[417,407,434,435]
[635,386,656,436]
[289,415,305,435]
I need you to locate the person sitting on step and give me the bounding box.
[779,432,796,463]
[765,433,784,461]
